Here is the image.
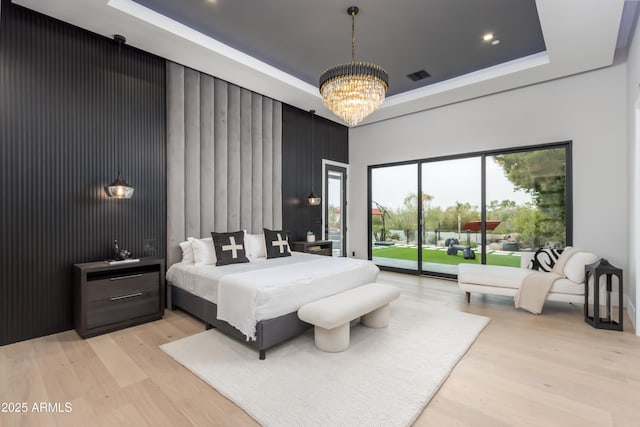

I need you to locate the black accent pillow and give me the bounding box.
[211,231,249,266]
[263,228,291,259]
[527,248,563,271]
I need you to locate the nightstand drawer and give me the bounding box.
[86,272,159,328]
[291,240,333,257]
[86,289,159,329]
[86,271,159,301]
[307,247,333,256]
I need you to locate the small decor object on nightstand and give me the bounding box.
[307,231,316,242]
[584,259,623,331]
[106,239,139,264]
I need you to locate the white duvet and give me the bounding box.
[166,253,379,340]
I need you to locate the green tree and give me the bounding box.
[441,202,480,237]
[388,193,419,245]
[487,200,541,248]
[494,148,566,246]
[402,193,434,242]
[327,204,340,230]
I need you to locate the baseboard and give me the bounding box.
[624,294,637,335]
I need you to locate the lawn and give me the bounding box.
[372,246,521,267]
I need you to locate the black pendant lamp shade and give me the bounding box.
[307,191,321,206]
[107,171,135,199]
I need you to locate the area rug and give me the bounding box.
[160,297,489,427]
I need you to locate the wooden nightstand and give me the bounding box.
[291,240,333,257]
[73,257,165,338]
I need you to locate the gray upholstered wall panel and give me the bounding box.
[214,79,229,233]
[251,95,264,233]
[240,88,253,229]
[166,62,283,266]
[199,74,215,234]
[184,68,201,239]
[166,62,186,266]
[262,99,274,229]
[272,103,283,230]
[227,84,241,231]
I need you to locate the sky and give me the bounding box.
[371,156,533,210]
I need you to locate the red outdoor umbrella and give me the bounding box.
[462,220,501,231]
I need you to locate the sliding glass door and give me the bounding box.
[370,163,418,271]
[368,143,571,277]
[421,157,481,275]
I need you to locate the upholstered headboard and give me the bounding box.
[166,62,283,267]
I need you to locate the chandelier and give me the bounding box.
[319,6,388,127]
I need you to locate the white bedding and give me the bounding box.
[166,252,379,340]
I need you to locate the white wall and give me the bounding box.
[627,16,640,334]
[349,64,630,324]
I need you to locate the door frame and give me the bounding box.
[323,159,348,257]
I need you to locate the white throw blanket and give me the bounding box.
[514,247,583,314]
[514,270,561,314]
[216,257,378,340]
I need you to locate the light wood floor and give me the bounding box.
[1,271,639,427]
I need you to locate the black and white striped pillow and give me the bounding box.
[527,248,563,272]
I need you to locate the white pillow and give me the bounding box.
[188,237,217,265]
[179,240,195,263]
[563,251,598,283]
[244,233,267,259]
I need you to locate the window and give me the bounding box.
[368,142,571,277]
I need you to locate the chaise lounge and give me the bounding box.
[458,248,598,313]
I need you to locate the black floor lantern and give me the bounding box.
[584,259,623,331]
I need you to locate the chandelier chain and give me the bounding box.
[351,9,355,64]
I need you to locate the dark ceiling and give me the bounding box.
[134,0,546,97]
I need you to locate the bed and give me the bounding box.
[166,252,379,359]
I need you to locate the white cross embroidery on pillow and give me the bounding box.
[222,236,243,258]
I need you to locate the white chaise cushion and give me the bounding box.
[458,264,531,290]
[550,278,584,295]
[458,263,585,294]
[563,251,598,283]
[298,283,400,330]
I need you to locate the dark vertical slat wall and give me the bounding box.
[0,1,166,345]
[282,105,348,242]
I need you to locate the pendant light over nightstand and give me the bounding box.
[107,171,135,199]
[106,34,135,199]
[307,110,321,206]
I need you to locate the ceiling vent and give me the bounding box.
[406,69,431,82]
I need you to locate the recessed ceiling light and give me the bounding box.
[483,33,494,41]
[491,39,500,46]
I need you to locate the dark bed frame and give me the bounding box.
[167,282,311,360]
